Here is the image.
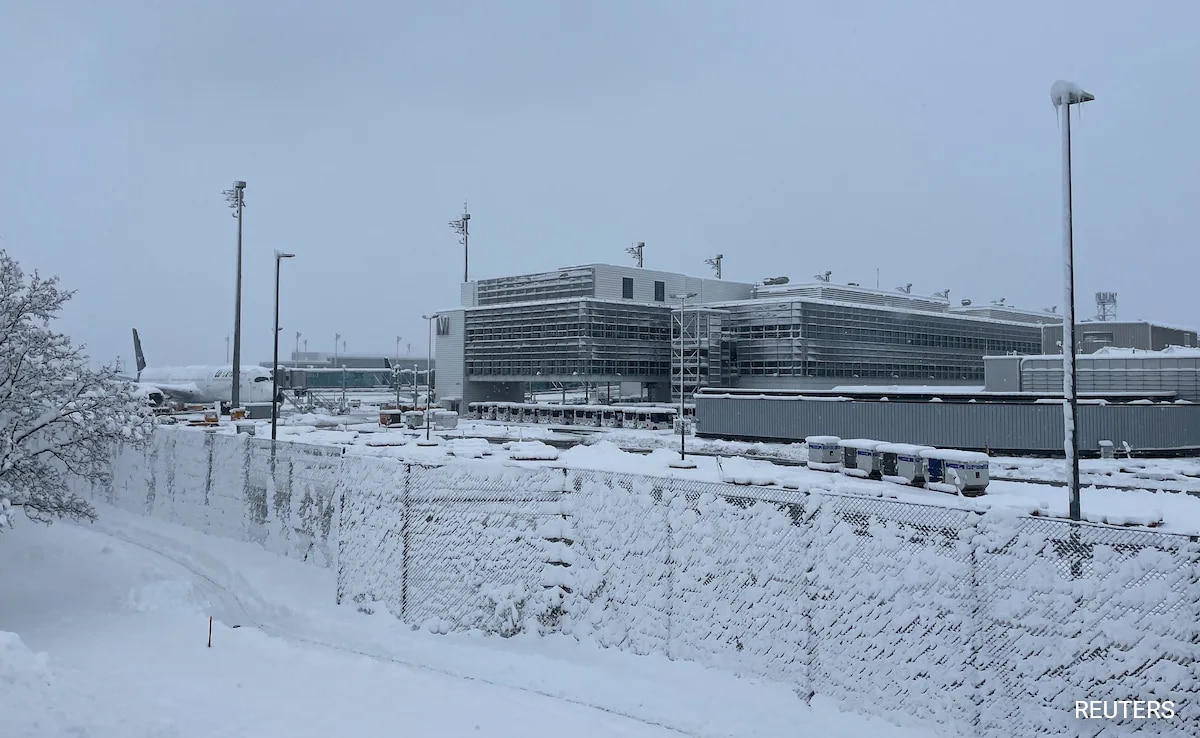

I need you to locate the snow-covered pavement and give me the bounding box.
[2,506,934,738]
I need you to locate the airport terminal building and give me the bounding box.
[434,263,1067,411]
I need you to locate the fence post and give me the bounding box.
[798,494,818,705]
[535,468,575,633]
[664,480,674,660]
[146,434,159,514]
[401,463,410,622]
[203,431,214,507]
[965,513,984,738]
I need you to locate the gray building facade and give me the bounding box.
[1041,321,1196,354]
[434,264,1097,409]
[984,347,1200,403]
[694,390,1200,455]
[434,264,748,409]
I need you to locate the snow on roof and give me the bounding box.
[875,442,935,455]
[1012,346,1200,361]
[837,438,882,449]
[920,448,991,464]
[830,385,987,394]
[1045,319,1199,334]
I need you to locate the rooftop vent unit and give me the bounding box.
[762,276,790,286]
[961,299,973,306]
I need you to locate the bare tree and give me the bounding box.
[0,250,155,528]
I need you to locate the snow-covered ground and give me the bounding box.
[1,507,933,738]
[179,412,1200,534]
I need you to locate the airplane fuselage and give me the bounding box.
[138,365,275,406]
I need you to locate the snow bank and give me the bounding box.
[0,631,65,735]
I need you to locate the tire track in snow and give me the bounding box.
[81,518,711,738]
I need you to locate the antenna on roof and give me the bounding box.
[626,241,644,268]
[448,201,471,283]
[814,271,831,282]
[704,254,723,279]
[991,297,1006,306]
[933,289,950,300]
[897,283,912,294]
[1095,291,1117,321]
[1046,306,1058,314]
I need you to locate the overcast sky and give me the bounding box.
[2,0,1196,368]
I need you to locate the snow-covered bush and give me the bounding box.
[0,250,154,528]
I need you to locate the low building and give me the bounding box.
[984,346,1200,402]
[1041,320,1196,354]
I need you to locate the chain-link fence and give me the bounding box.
[95,430,1200,738]
[340,463,1198,738]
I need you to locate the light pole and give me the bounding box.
[421,314,437,441]
[334,333,341,366]
[449,203,471,283]
[1051,80,1094,522]
[670,292,697,466]
[223,180,247,411]
[295,331,301,357]
[271,251,295,441]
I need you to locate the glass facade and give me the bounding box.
[720,300,1041,382]
[464,299,673,379]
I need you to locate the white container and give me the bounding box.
[433,410,459,430]
[875,443,935,485]
[805,435,841,471]
[837,438,883,478]
[919,448,990,495]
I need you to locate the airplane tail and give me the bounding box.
[131,328,147,380]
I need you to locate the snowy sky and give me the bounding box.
[1,0,1197,368]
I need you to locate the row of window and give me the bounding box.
[734,362,983,380]
[466,360,671,376]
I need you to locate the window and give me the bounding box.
[622,277,634,299]
[654,280,665,302]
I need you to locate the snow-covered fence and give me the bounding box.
[336,459,566,635]
[73,431,345,568]
[80,429,1200,738]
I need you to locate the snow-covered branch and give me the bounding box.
[0,250,154,529]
